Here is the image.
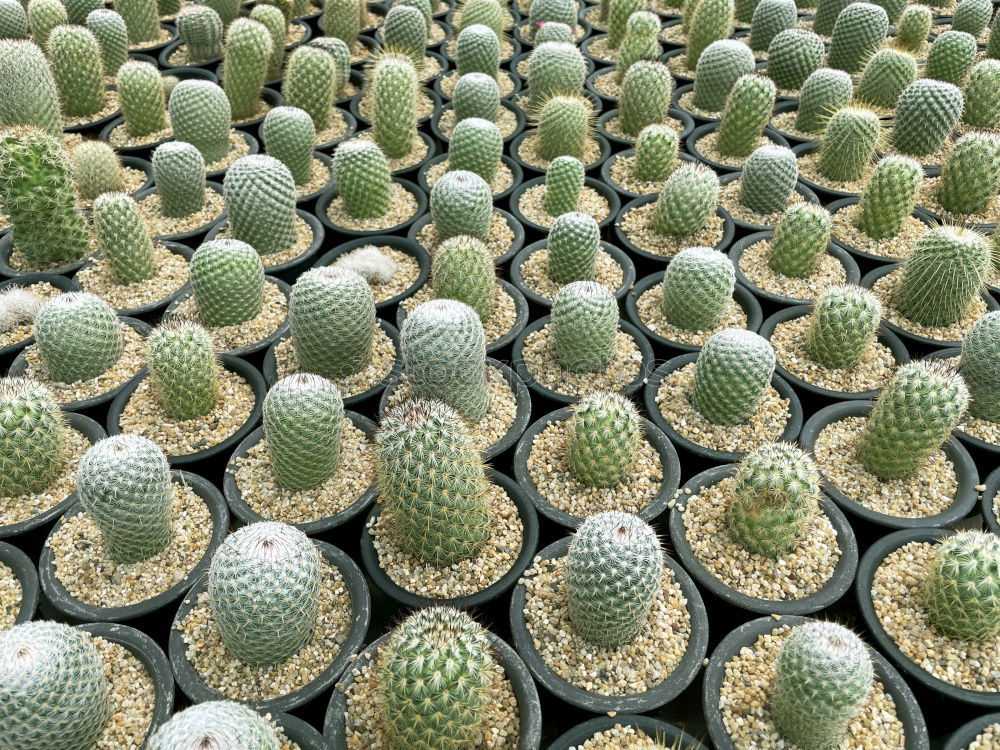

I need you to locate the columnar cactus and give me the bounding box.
[0,622,111,750]
[547,211,599,284]
[430,169,493,242]
[527,41,587,105]
[432,235,495,322]
[685,0,734,70]
[72,140,124,202]
[0,378,66,497]
[262,106,317,186]
[859,361,969,479]
[738,144,798,216]
[203,0,240,25]
[566,392,642,488]
[449,116,503,183]
[456,23,501,77]
[551,281,618,374]
[148,702,284,750]
[208,522,321,665]
[26,0,67,48]
[382,3,427,57]
[117,59,167,138]
[177,4,223,62]
[771,622,874,750]
[457,0,503,37]
[47,24,105,119]
[958,312,1000,422]
[0,0,27,38]
[152,140,207,218]
[893,226,990,327]
[543,155,584,216]
[310,36,352,97]
[0,42,59,136]
[92,192,158,285]
[661,247,736,331]
[607,0,643,47]
[566,512,663,647]
[289,267,376,379]
[894,3,931,51]
[376,399,492,563]
[528,0,577,31]
[735,0,760,26]
[795,67,852,133]
[146,321,220,421]
[633,124,679,182]
[322,0,360,45]
[925,531,1000,642]
[766,29,825,91]
[768,203,832,278]
[618,60,673,137]
[937,133,1000,217]
[827,2,888,74]
[652,162,720,237]
[114,0,160,44]
[855,155,922,239]
[691,39,755,113]
[453,71,501,122]
[925,30,976,85]
[35,293,124,384]
[370,52,418,160]
[168,80,232,164]
[332,139,392,220]
[534,93,591,163]
[222,19,273,121]
[616,11,660,80]
[962,60,1000,130]
[805,285,882,369]
[249,4,286,81]
[223,155,298,256]
[692,328,776,424]
[817,106,882,183]
[812,0,852,35]
[716,74,777,159]
[891,78,964,157]
[727,442,821,557]
[748,0,796,51]
[855,47,917,110]
[952,0,991,35]
[190,238,265,327]
[397,0,433,36]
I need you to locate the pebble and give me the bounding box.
[516,184,610,228]
[870,267,989,342]
[77,243,190,311]
[830,202,926,261]
[738,238,846,301]
[274,326,397,398]
[92,636,156,750]
[521,324,643,398]
[401,281,518,344]
[618,202,726,258]
[171,280,288,352]
[417,209,515,262]
[0,562,21,630]
[325,182,419,232]
[637,281,747,345]
[136,189,225,237]
[968,723,1000,749]
[568,724,669,749]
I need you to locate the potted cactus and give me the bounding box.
[716,144,820,232]
[312,236,430,313]
[70,140,153,209]
[148,699,328,750]
[0,540,39,628]
[917,133,1000,231]
[100,60,175,154]
[769,67,853,145]
[260,106,335,204]
[792,106,884,201]
[419,116,523,201]
[0,275,79,361]
[281,45,356,150]
[433,24,520,100]
[597,62,693,147]
[511,94,611,175]
[509,155,620,231]
[599,124,695,200]
[47,24,120,132]
[160,5,224,68]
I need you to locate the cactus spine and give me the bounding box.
[0,41,62,136]
[805,285,882,369]
[551,281,618,374]
[223,155,298,256]
[795,67,853,133]
[432,235,496,322]
[92,192,158,285]
[151,140,206,218]
[148,702,284,750]
[332,138,392,220]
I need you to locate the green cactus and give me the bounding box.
[661,246,735,331]
[397,0,432,35]
[457,0,503,37]
[162,74,180,100]
[616,11,660,81]
[145,320,220,420]
[223,154,298,256]
[208,522,320,665]
[332,138,392,219]
[547,210,599,284]
[748,0,796,51]
[618,60,673,137]
[289,266,376,379]
[924,30,976,85]
[535,20,574,43]
[805,285,882,369]
[169,80,232,164]
[551,280,618,374]
[382,3,427,58]
[432,235,496,322]
[0,378,66,497]
[870,0,905,21]
[527,41,586,106]
[262,105,316,186]
[794,67,852,133]
[378,606,496,750]
[735,0,758,25]
[925,531,1000,642]
[309,36,352,97]
[249,3,287,82]
[430,169,493,241]
[951,0,990,35]
[855,47,917,110]
[988,11,1000,59]
[766,28,825,91]
[543,154,584,215]
[811,0,852,34]
[449,116,502,182]
[322,0,360,45]
[566,511,663,647]
[370,52,418,160]
[35,292,124,384]
[565,392,641,488]
[190,238,265,327]
[117,59,167,138]
[859,361,969,479]
[716,74,776,159]
[937,133,1000,217]
[692,328,776,424]
[691,39,756,112]
[64,0,102,24]
[607,0,643,47]
[534,93,591,163]
[114,0,159,43]
[0,622,111,750]
[768,203,832,278]
[958,311,1000,423]
[72,140,124,202]
[148,701,283,750]
[202,0,240,25]
[528,0,578,30]
[46,24,106,118]
[894,3,931,51]
[633,124,679,182]
[771,622,874,750]
[891,78,964,157]
[652,162,720,237]
[962,60,1000,130]
[92,192,158,285]
[77,434,172,563]
[685,0,734,70]
[855,155,922,239]
[738,144,798,216]
[827,2,888,74]
[176,4,222,62]
[27,0,67,47]
[456,23,501,77]
[222,19,273,121]
[817,106,882,183]
[453,71,501,122]
[0,0,28,37]
[151,140,207,218]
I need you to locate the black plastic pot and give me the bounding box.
[313,107,358,152]
[106,354,266,466]
[169,540,371,713]
[643,353,804,463]
[672,463,858,615]
[718,172,820,232]
[613,199,737,263]
[508,176,620,232]
[273,713,330,749]
[205,208,324,282]
[205,130,260,181]
[127,22,178,55]
[857,528,1000,709]
[512,316,655,405]
[980,465,1000,534]
[759,305,910,400]
[406,207,525,265]
[316,178,427,238]
[826,197,936,264]
[324,628,542,749]
[510,240,636,308]
[38,470,230,623]
[547,715,705,750]
[157,38,221,70]
[417,154,523,202]
[509,537,709,714]
[943,712,1000,749]
[134,182,225,243]
[730,231,861,306]
[625,272,764,352]
[223,411,377,534]
[799,400,979,529]
[312,235,429,312]
[702,615,930,750]
[768,100,820,147]
[508,131,612,178]
[8,316,151,413]
[0,273,80,360]
[596,107,695,148]
[512,406,680,528]
[686,122,791,173]
[231,87,283,131]
[62,89,121,136]
[0,232,93,280]
[599,149,699,201]
[0,541,39,625]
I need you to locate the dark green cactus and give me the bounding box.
[618,60,673,137]
[0,41,61,136]
[551,281,618,374]
[692,328,776,425]
[262,105,317,186]
[827,2,888,74]
[449,116,503,182]
[894,3,931,51]
[958,311,1000,423]
[963,60,1000,130]
[937,133,1000,217]
[168,79,233,164]
[794,67,853,133]
[117,59,168,138]
[223,154,298,256]
[924,30,977,85]
[114,0,160,44]
[817,106,881,183]
[534,93,592,163]
[660,246,736,331]
[691,39,755,112]
[854,155,922,239]
[738,144,799,215]
[715,73,777,159]
[35,292,124,384]
[222,18,273,121]
[543,154,584,216]
[891,78,964,158]
[768,203,832,278]
[370,52,419,160]
[685,0,734,70]
[176,4,223,62]
[145,320,220,420]
[47,24,105,119]
[855,47,917,110]
[430,169,493,242]
[453,71,501,122]
[332,138,392,220]
[925,531,1000,642]
[432,235,496,322]
[152,140,207,218]
[652,162,720,237]
[456,23,501,77]
[633,124,679,182]
[547,210,600,284]
[766,28,825,91]
[748,0,797,51]
[92,192,158,285]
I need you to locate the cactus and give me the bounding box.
[289,267,376,379]
[145,320,220,421]
[457,0,503,37]
[332,138,392,219]
[607,0,643,47]
[565,392,642,488]
[190,238,265,327]
[766,28,825,91]
[548,210,599,284]
[449,116,502,182]
[937,133,1000,217]
[891,78,964,157]
[963,60,1000,130]
[805,285,882,369]
[176,4,222,62]
[208,522,321,665]
[543,154,584,215]
[738,144,798,215]
[692,328,776,424]
[566,511,663,647]
[0,289,43,335]
[715,74,776,159]
[959,312,1000,422]
[114,0,159,43]
[262,105,316,186]
[0,41,61,136]
[528,0,578,30]
[771,622,874,750]
[893,225,990,327]
[795,67,852,133]
[118,60,169,141]
[222,19,272,121]
[169,80,232,164]
[527,41,586,106]
[453,71,501,122]
[72,140,124,202]
[0,378,66,497]
[152,140,207,218]
[827,2,888,74]
[432,235,496,322]
[685,0,734,70]
[812,0,852,34]
[748,0,796,51]
[535,20,574,43]
[334,244,397,284]
[377,606,495,749]
[162,74,181,100]
[26,0,67,47]
[855,47,917,110]
[661,246,736,331]
[430,169,493,242]
[952,0,991,35]
[370,52,418,160]
[817,106,881,182]
[924,531,1000,642]
[0,0,27,37]
[894,3,931,51]
[551,281,618,374]
[310,36,352,98]
[633,124,679,182]
[534,93,591,163]
[0,622,111,750]
[924,30,976,85]
[148,701,283,750]
[768,203,831,278]
[855,155,922,239]
[35,293,124,384]
[616,11,660,81]
[92,192,158,285]
[223,155,298,256]
[652,162,720,237]
[691,40,755,113]
[382,3,427,58]
[249,4,287,82]
[322,0,360,45]
[618,60,673,137]
[46,25,105,119]
[397,0,432,35]
[456,23,500,77]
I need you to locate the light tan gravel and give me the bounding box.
[0,282,63,350]
[231,98,274,127]
[7,236,98,273]
[436,70,517,99]
[76,244,189,311]
[424,159,514,196]
[273,326,397,398]
[967,723,1000,749]
[603,114,684,144]
[608,153,678,195]
[619,202,726,258]
[0,427,89,527]
[128,26,172,50]
[416,210,515,262]
[63,90,119,130]
[870,268,989,342]
[315,109,352,146]
[590,70,620,100]
[677,90,721,119]
[205,132,253,174]
[664,52,696,78]
[136,189,225,237]
[437,104,519,139]
[0,562,20,630]
[696,130,775,169]
[166,43,217,66]
[401,282,518,344]
[566,724,670,749]
[738,238,847,301]
[76,166,148,210]
[830,202,927,261]
[770,110,820,140]
[295,158,333,197]
[332,247,422,303]
[354,130,429,172]
[516,184,610,228]
[719,179,805,227]
[919,175,1000,225]
[171,280,288,352]
[636,283,747,345]
[325,182,418,232]
[797,150,876,195]
[106,119,173,149]
[92,635,156,750]
[521,325,644,398]
[515,133,602,171]
[586,36,620,62]
[519,247,623,302]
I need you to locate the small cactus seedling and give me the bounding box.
[805,285,882,370]
[891,78,964,158]
[147,701,283,749]
[692,328,776,425]
[71,140,124,203]
[547,211,600,285]
[0,378,66,498]
[168,80,233,164]
[937,133,1000,218]
[551,281,619,374]
[715,74,777,159]
[543,155,584,216]
[92,192,158,285]
[432,235,496,322]
[332,139,392,220]
[190,238,265,328]
[959,311,1000,423]
[691,39,755,113]
[430,169,493,242]
[35,293,124,384]
[766,29,825,92]
[223,155,298,257]
[737,144,799,216]
[854,155,922,240]
[565,392,642,488]
[795,67,853,134]
[145,321,221,421]
[924,530,1000,641]
[660,247,736,332]
[652,162,720,238]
